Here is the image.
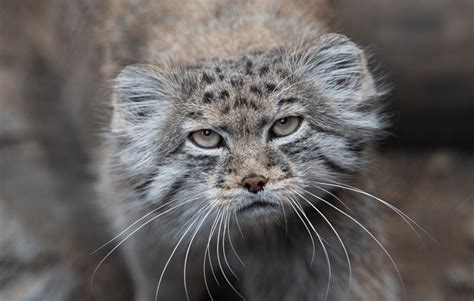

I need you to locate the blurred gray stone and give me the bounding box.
[0,203,77,301]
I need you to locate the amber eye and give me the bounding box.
[271,116,302,137]
[190,129,222,148]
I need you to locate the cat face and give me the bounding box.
[108,34,384,223]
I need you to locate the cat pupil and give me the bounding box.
[203,130,211,136]
[279,118,288,124]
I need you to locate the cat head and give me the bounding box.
[107,33,386,223]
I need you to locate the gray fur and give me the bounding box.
[101,22,397,301]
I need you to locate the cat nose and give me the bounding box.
[240,174,267,194]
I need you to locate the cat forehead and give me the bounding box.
[180,51,299,130]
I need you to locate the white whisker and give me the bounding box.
[285,196,316,266]
[316,181,435,243]
[287,195,332,301]
[91,198,196,291]
[203,207,223,301]
[215,209,246,300]
[312,185,352,212]
[293,189,352,296]
[304,186,407,301]
[222,210,239,279]
[183,205,214,301]
[92,190,207,255]
[277,196,289,236]
[226,211,245,267]
[206,208,222,288]
[91,199,177,255]
[155,206,210,301]
[234,211,245,238]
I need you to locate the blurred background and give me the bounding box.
[0,0,473,300]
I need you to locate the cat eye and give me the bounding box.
[271,116,302,137]
[190,129,223,148]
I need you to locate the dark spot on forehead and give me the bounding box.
[265,82,277,93]
[234,96,248,107]
[221,104,230,114]
[202,72,215,84]
[203,91,214,103]
[250,50,265,56]
[259,65,270,76]
[245,59,253,75]
[233,96,259,111]
[214,67,225,80]
[218,90,230,100]
[249,85,262,97]
[276,68,289,78]
[230,76,244,87]
[249,101,259,110]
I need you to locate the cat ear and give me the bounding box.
[295,33,376,105]
[111,64,172,133]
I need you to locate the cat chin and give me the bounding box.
[235,199,282,221]
[238,200,279,212]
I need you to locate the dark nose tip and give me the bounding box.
[241,174,267,194]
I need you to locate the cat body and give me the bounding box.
[98,1,399,300]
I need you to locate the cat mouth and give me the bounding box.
[238,201,279,213]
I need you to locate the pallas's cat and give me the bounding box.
[98,1,400,300]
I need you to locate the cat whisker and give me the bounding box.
[222,210,239,279]
[203,207,223,301]
[287,195,332,301]
[90,203,167,255]
[285,196,316,267]
[215,212,225,286]
[273,78,310,99]
[273,66,302,92]
[206,207,223,288]
[304,186,408,301]
[226,211,246,267]
[315,181,435,243]
[91,189,206,254]
[233,211,245,239]
[91,197,197,291]
[278,196,289,236]
[215,208,246,300]
[293,189,352,297]
[155,205,211,301]
[312,185,352,213]
[183,205,214,301]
